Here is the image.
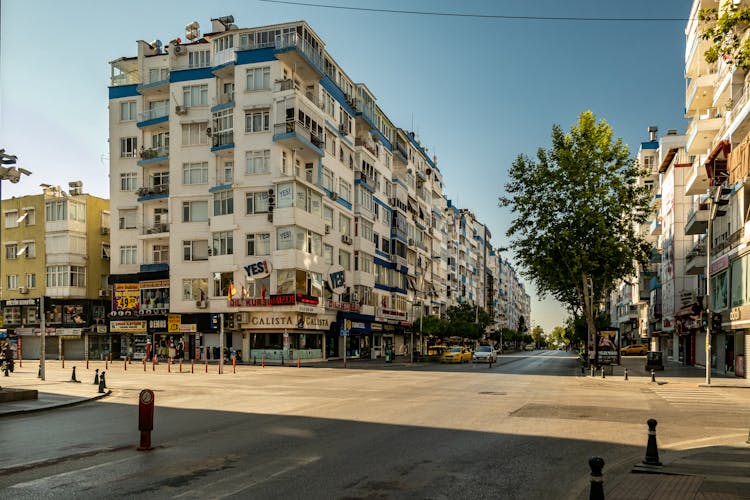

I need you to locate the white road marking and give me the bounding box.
[9,456,137,490]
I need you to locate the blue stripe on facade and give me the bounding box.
[641,140,659,150]
[336,197,352,210]
[374,250,390,259]
[272,132,324,157]
[325,119,354,147]
[137,116,169,128]
[355,179,375,193]
[137,155,168,166]
[137,193,169,202]
[210,143,234,153]
[370,128,393,152]
[374,257,396,269]
[140,263,169,273]
[320,76,356,117]
[237,47,276,65]
[407,133,436,170]
[209,183,232,193]
[210,101,234,113]
[170,67,214,83]
[109,84,139,100]
[373,197,391,211]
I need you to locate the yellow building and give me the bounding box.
[0,184,111,359]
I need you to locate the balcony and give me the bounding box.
[685,240,707,275]
[140,222,170,236]
[136,184,169,201]
[274,32,324,82]
[685,111,722,155]
[211,130,234,152]
[686,73,717,113]
[649,217,662,236]
[273,120,323,158]
[137,106,169,130]
[649,193,661,211]
[137,74,170,96]
[212,50,236,77]
[684,207,709,235]
[137,146,169,166]
[685,157,711,195]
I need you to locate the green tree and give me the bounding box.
[530,325,544,348]
[420,314,448,338]
[445,303,491,340]
[699,3,750,70]
[548,325,568,349]
[499,111,651,353]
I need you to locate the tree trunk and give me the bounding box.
[581,273,596,362]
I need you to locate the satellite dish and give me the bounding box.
[150,40,163,53]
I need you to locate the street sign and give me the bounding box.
[340,329,349,337]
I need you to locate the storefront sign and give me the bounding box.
[95,325,108,334]
[114,283,140,312]
[229,298,272,307]
[328,265,346,294]
[57,328,82,337]
[730,307,741,321]
[110,320,147,333]
[15,327,56,336]
[326,299,361,312]
[376,307,407,322]
[244,259,272,279]
[168,314,181,333]
[179,324,197,333]
[4,298,38,306]
[270,294,296,306]
[710,255,729,275]
[242,312,335,330]
[149,319,167,330]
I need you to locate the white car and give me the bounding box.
[472,345,497,363]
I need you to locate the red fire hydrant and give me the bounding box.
[137,389,155,451]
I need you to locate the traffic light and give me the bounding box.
[701,312,708,329]
[711,313,722,333]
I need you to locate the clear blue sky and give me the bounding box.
[0,0,689,333]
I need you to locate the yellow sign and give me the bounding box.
[110,320,147,333]
[113,283,140,311]
[168,314,181,333]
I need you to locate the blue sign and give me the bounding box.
[330,270,345,290]
[340,329,349,337]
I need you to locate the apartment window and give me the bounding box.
[119,209,136,229]
[183,84,208,107]
[26,273,37,289]
[183,162,208,185]
[182,200,208,222]
[356,186,374,213]
[245,150,270,174]
[213,190,234,216]
[120,101,137,121]
[188,50,210,68]
[294,227,322,255]
[246,233,271,256]
[120,172,137,191]
[340,215,351,237]
[322,90,335,117]
[213,34,234,52]
[212,231,233,256]
[7,275,18,290]
[324,244,333,265]
[151,171,169,191]
[338,179,352,202]
[245,110,270,133]
[321,167,334,191]
[339,250,351,271]
[121,137,138,158]
[182,122,208,146]
[21,241,36,258]
[246,191,270,214]
[373,231,380,250]
[323,206,334,227]
[148,67,169,83]
[20,209,35,226]
[276,226,294,251]
[152,245,169,263]
[68,201,86,222]
[102,242,110,260]
[183,278,209,301]
[71,266,86,287]
[183,240,209,261]
[246,66,271,91]
[277,183,294,208]
[355,251,373,273]
[220,161,234,184]
[5,244,17,260]
[359,219,373,242]
[120,245,137,265]
[45,265,86,287]
[4,210,18,228]
[295,184,322,217]
[212,271,233,297]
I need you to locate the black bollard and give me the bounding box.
[71,366,78,382]
[650,369,656,383]
[93,368,99,385]
[601,366,606,379]
[643,418,662,466]
[253,356,256,366]
[588,456,605,500]
[281,354,284,366]
[590,365,595,377]
[624,368,629,381]
[3,365,8,377]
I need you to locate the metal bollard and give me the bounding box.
[298,356,301,368]
[588,456,605,500]
[232,356,236,374]
[105,358,108,370]
[253,356,257,366]
[650,369,656,383]
[62,356,65,369]
[98,371,106,393]
[643,418,662,466]
[601,366,605,379]
[205,358,208,373]
[71,366,78,382]
[93,368,100,385]
[191,359,194,373]
[262,355,265,368]
[124,357,128,371]
[281,354,284,366]
[624,368,628,381]
[179,358,183,373]
[86,357,89,369]
[590,365,595,377]
[143,359,147,372]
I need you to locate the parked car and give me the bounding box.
[524,345,535,351]
[472,345,497,363]
[620,344,648,356]
[440,346,472,363]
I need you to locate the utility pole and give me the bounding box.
[39,295,46,380]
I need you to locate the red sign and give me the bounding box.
[327,299,361,312]
[270,294,296,306]
[229,298,272,307]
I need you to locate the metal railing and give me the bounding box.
[274,32,324,74]
[212,130,234,148]
[274,121,323,149]
[138,106,169,122]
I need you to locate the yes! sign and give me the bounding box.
[244,260,272,279]
[328,265,346,294]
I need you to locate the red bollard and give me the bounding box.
[298,356,301,368]
[86,357,89,370]
[168,359,171,373]
[191,359,194,374]
[262,355,265,368]
[105,358,108,370]
[143,359,146,372]
[232,357,236,374]
[137,389,155,451]
[179,358,183,373]
[62,356,65,369]
[152,356,157,371]
[124,357,127,371]
[205,358,208,373]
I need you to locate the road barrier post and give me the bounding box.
[643,418,662,466]
[93,368,99,385]
[588,457,604,500]
[62,356,65,369]
[650,369,656,383]
[137,389,155,451]
[624,368,628,381]
[71,366,78,382]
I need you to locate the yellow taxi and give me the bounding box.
[440,346,472,363]
[620,344,648,356]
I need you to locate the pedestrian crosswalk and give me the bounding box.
[649,386,733,411]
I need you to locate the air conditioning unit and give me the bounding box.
[173,45,186,55]
[342,235,352,245]
[175,105,188,115]
[196,300,207,309]
[101,227,110,235]
[325,224,331,235]
[237,312,249,324]
[329,191,338,200]
[18,287,28,294]
[99,289,110,297]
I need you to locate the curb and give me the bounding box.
[0,389,111,418]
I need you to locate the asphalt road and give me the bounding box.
[1,351,748,499]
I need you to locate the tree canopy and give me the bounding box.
[499,111,651,344]
[699,3,750,70]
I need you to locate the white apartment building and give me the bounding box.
[107,17,530,362]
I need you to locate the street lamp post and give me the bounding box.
[0,150,32,372]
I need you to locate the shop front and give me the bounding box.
[241,310,333,361]
[374,307,410,356]
[727,304,750,378]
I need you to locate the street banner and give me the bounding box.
[596,329,619,365]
